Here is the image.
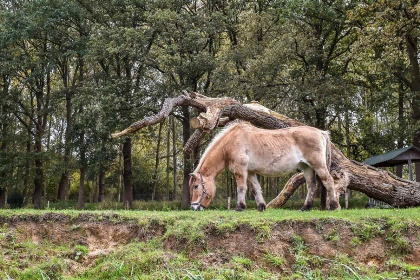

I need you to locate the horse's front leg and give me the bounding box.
[234,168,248,211]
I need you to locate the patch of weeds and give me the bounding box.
[308,255,323,268]
[73,245,89,261]
[351,222,383,241]
[386,258,420,277]
[232,256,252,270]
[295,268,323,280]
[215,220,239,234]
[70,224,81,231]
[20,258,64,280]
[264,252,285,268]
[386,221,412,255]
[291,235,306,252]
[250,222,272,242]
[324,228,339,243]
[181,269,205,280]
[351,236,362,247]
[290,235,310,270]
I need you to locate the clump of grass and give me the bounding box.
[386,219,412,255]
[351,222,383,241]
[351,236,362,247]
[232,256,252,270]
[215,220,239,234]
[291,235,306,252]
[249,221,272,242]
[21,258,65,280]
[264,252,285,268]
[386,258,420,277]
[324,228,339,243]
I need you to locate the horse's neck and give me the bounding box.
[199,142,226,179]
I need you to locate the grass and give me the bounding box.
[0,207,419,279]
[2,207,420,224]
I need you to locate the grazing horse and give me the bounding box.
[189,122,341,211]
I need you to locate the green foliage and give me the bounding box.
[0,0,419,211]
[7,192,24,209]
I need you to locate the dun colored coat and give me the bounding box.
[189,122,342,211]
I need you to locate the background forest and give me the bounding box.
[0,0,419,209]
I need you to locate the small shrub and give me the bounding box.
[7,192,24,209]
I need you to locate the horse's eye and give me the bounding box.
[194,185,199,190]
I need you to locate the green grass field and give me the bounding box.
[1,208,420,279]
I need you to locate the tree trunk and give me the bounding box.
[23,126,31,205]
[166,120,171,200]
[33,80,49,209]
[78,138,86,209]
[33,133,43,208]
[172,117,177,200]
[122,137,133,208]
[0,102,8,208]
[58,59,72,201]
[396,87,405,178]
[181,106,192,209]
[152,122,163,201]
[112,92,420,208]
[405,33,420,182]
[98,169,105,202]
[78,56,86,209]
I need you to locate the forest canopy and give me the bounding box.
[0,0,419,209]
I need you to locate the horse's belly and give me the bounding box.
[248,154,302,176]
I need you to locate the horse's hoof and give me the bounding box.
[257,203,266,212]
[300,203,313,212]
[328,201,340,211]
[235,202,246,211]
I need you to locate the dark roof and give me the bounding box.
[364,145,420,167]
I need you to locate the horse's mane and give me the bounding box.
[194,121,246,172]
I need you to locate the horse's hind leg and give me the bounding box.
[234,166,248,211]
[314,167,341,210]
[247,173,266,211]
[301,167,316,211]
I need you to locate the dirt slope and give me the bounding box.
[0,211,419,279]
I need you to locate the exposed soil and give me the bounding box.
[1,213,419,276]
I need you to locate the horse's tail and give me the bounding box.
[321,131,331,171]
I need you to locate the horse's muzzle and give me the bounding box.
[191,204,205,211]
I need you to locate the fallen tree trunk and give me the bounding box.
[112,92,420,208]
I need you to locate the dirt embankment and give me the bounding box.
[1,213,419,276]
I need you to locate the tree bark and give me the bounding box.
[122,137,133,208]
[98,169,105,202]
[172,117,177,200]
[405,33,420,182]
[78,136,86,209]
[112,92,420,208]
[0,101,8,208]
[181,106,192,209]
[166,120,170,200]
[58,58,72,201]
[152,122,163,201]
[396,87,405,178]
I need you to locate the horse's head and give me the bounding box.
[189,172,215,210]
